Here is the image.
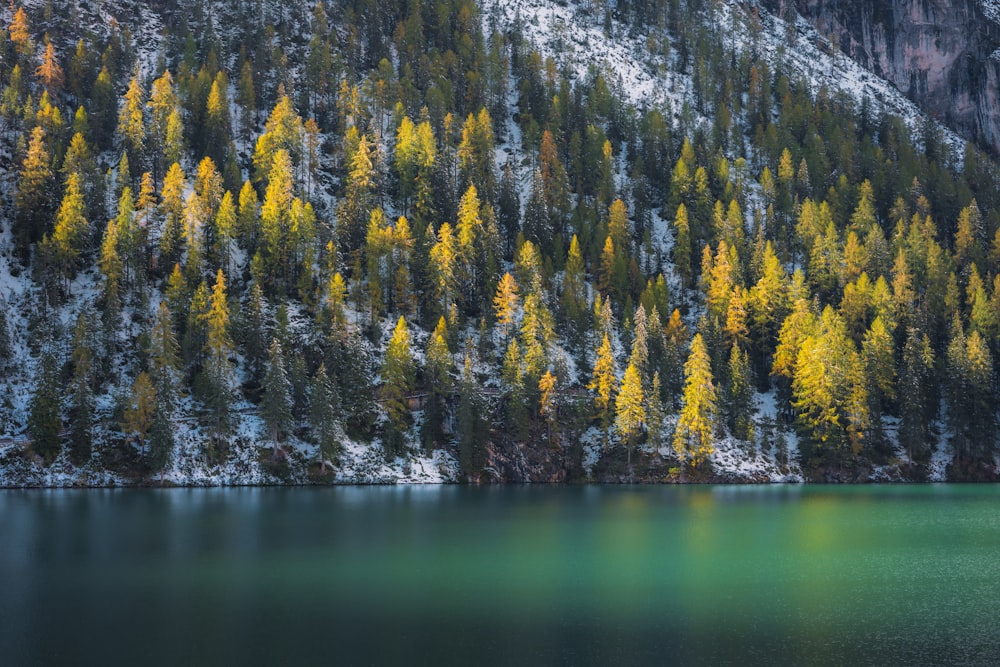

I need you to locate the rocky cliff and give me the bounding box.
[762,0,1000,153]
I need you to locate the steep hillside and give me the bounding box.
[763,0,1000,154]
[1,0,1000,487]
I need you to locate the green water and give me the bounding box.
[2,485,999,665]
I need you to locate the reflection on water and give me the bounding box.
[2,485,1000,665]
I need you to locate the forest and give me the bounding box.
[2,0,1000,484]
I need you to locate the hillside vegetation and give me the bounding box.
[1,0,1000,485]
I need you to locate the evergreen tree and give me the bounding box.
[48,173,90,289]
[117,73,146,177]
[381,316,415,457]
[589,333,618,427]
[201,270,235,446]
[311,363,341,471]
[726,344,754,441]
[615,361,645,470]
[122,372,156,457]
[28,346,62,463]
[68,313,95,465]
[647,371,665,451]
[422,317,452,450]
[899,327,935,463]
[674,333,716,465]
[15,126,54,256]
[261,338,293,446]
[457,350,488,480]
[147,399,174,475]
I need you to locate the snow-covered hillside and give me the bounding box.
[0,0,991,487]
[481,0,965,159]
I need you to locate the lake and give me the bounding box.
[2,485,999,665]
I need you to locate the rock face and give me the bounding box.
[762,0,1000,153]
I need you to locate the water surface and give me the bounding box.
[2,485,999,665]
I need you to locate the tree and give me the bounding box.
[36,40,64,96]
[726,345,754,441]
[261,338,293,446]
[0,306,11,370]
[456,350,488,479]
[9,7,33,60]
[589,333,618,427]
[674,333,716,465]
[118,73,146,177]
[68,313,96,465]
[48,173,90,288]
[615,362,645,470]
[647,371,665,451]
[202,270,235,446]
[538,370,558,439]
[861,316,896,450]
[429,222,458,317]
[149,301,179,405]
[673,203,693,287]
[122,372,156,456]
[899,327,935,462]
[311,363,341,471]
[252,95,304,183]
[792,307,867,465]
[381,316,415,458]
[159,163,188,266]
[422,317,452,450]
[147,399,174,475]
[15,126,54,256]
[458,108,497,204]
[29,346,62,463]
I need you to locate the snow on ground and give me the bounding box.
[481,0,966,162]
[710,434,801,483]
[928,437,954,482]
[481,0,691,113]
[739,2,967,161]
[580,426,604,478]
[982,0,1000,25]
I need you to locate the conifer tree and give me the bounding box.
[117,73,146,177]
[673,203,693,287]
[201,270,235,446]
[149,70,180,182]
[311,363,341,471]
[36,39,65,96]
[48,173,89,289]
[68,313,95,465]
[29,346,62,463]
[429,222,458,317]
[899,327,935,462]
[726,344,754,441]
[159,163,188,266]
[422,317,452,449]
[381,316,415,457]
[457,350,487,479]
[615,361,645,469]
[861,316,896,448]
[674,333,716,464]
[261,338,293,446]
[647,371,665,450]
[497,162,520,258]
[15,126,54,256]
[589,333,618,427]
[0,306,10,370]
[539,370,558,440]
[560,234,588,345]
[122,372,156,457]
[8,7,33,60]
[147,400,174,475]
[149,301,179,403]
